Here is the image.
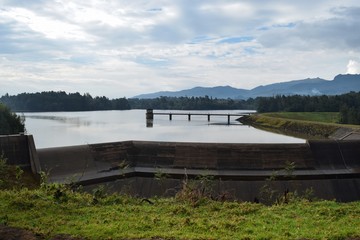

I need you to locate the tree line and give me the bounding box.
[0,92,256,112]
[128,96,256,110]
[0,92,130,112]
[1,91,360,125]
[256,91,360,124]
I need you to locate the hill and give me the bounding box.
[133,74,360,99]
[135,85,249,99]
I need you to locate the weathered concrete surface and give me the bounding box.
[2,134,358,201]
[0,134,29,166]
[36,140,360,202]
[0,134,39,173]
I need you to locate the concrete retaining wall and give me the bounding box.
[1,134,359,201]
[0,134,39,172]
[36,140,360,202]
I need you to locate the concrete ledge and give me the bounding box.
[0,134,31,167]
[32,140,360,201]
[27,135,41,174]
[2,134,359,201]
[35,140,360,201]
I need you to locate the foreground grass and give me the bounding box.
[1,136,360,240]
[0,187,360,240]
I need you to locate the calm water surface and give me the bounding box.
[22,110,304,148]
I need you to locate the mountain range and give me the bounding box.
[133,74,360,99]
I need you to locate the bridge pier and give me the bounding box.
[146,109,153,120]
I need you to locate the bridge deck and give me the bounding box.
[153,112,252,117]
[148,111,254,123]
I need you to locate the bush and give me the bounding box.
[0,103,25,135]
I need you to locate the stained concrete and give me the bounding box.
[0,134,39,173]
[35,140,360,202]
[1,134,359,201]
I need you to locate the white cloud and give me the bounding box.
[0,7,95,41]
[0,0,360,98]
[347,60,360,74]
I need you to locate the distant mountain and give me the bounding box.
[133,74,360,99]
[247,78,328,97]
[135,86,249,99]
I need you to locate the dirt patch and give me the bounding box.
[0,225,85,240]
[1,225,359,240]
[0,224,39,240]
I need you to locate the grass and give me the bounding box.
[240,114,342,139]
[0,160,360,240]
[262,112,340,124]
[1,187,360,240]
[239,111,360,140]
[0,157,39,190]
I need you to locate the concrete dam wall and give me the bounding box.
[1,134,359,202]
[35,140,360,202]
[0,134,39,172]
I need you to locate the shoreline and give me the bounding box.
[238,114,360,140]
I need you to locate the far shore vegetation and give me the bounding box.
[1,90,360,124]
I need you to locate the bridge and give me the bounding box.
[146,109,254,124]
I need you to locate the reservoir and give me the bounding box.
[22,109,304,148]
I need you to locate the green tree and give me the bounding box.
[0,103,25,135]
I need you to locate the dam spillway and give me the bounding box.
[35,140,360,202]
[1,134,359,202]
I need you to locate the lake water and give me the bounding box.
[22,110,304,149]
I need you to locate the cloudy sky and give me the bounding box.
[1,0,360,98]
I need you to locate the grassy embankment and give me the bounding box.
[239,112,360,139]
[1,159,360,239]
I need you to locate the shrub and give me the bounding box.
[0,103,25,135]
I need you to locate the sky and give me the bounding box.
[1,0,360,98]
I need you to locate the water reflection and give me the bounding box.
[25,115,92,127]
[22,110,305,148]
[146,119,153,128]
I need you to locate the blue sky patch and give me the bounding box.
[187,35,217,44]
[218,36,254,44]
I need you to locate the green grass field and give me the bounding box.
[1,187,360,240]
[240,111,360,140]
[1,161,360,240]
[262,112,340,124]
[239,113,342,139]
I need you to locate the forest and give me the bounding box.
[256,91,360,124]
[128,96,256,110]
[1,91,360,124]
[0,91,130,112]
[0,91,255,111]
